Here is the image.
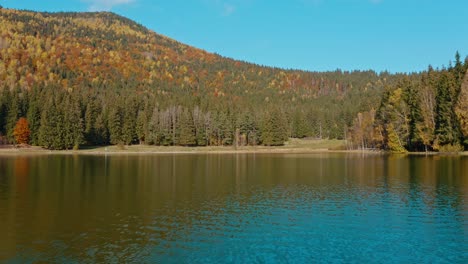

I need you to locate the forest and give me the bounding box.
[0,7,466,151]
[348,54,468,152]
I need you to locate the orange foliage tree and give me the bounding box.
[13,118,31,145]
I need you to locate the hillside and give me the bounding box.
[0,8,407,149]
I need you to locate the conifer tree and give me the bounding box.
[26,94,41,145]
[434,71,461,148]
[292,110,310,138]
[136,110,147,144]
[6,90,21,142]
[178,108,196,146]
[84,100,98,145]
[108,107,123,145]
[261,108,288,146]
[38,98,63,149]
[455,71,468,148]
[122,100,138,145]
[63,96,84,149]
[403,80,424,151]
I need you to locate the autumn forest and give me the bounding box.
[0,7,467,152]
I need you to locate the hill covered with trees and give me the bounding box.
[1,7,461,151]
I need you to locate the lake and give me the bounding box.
[0,153,467,263]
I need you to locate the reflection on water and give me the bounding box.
[0,154,467,263]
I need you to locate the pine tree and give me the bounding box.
[455,71,468,148]
[26,94,41,145]
[292,110,310,138]
[63,96,84,149]
[177,108,196,146]
[434,71,461,149]
[403,80,424,151]
[136,110,147,144]
[108,107,123,145]
[84,100,98,145]
[6,91,22,142]
[261,108,288,146]
[94,113,109,145]
[121,100,137,145]
[38,98,64,150]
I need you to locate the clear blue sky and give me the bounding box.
[2,0,468,73]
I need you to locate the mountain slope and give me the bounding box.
[0,8,406,149]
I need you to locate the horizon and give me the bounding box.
[1,0,467,74]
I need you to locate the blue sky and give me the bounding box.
[2,0,468,73]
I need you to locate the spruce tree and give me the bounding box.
[26,91,41,145]
[121,100,137,145]
[108,107,123,145]
[177,108,196,146]
[403,80,424,151]
[455,71,468,148]
[6,91,21,142]
[261,108,288,146]
[84,101,98,145]
[136,110,147,144]
[434,71,461,148]
[292,110,310,138]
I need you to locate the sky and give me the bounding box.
[1,0,468,73]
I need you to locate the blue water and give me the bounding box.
[0,154,467,263]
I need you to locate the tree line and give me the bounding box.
[0,83,299,149]
[348,53,468,152]
[0,8,397,149]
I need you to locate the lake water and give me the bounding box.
[0,153,467,263]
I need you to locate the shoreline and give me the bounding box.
[0,139,383,156]
[0,144,466,156]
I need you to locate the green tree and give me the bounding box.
[177,108,196,146]
[62,96,84,149]
[136,110,147,144]
[26,92,41,145]
[291,110,310,138]
[108,106,123,145]
[434,71,461,149]
[403,80,424,151]
[455,71,468,148]
[38,98,64,150]
[261,108,288,146]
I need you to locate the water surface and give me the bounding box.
[0,153,467,263]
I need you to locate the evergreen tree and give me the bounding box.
[136,110,147,144]
[261,108,288,146]
[94,113,109,145]
[84,100,98,145]
[177,108,196,146]
[121,99,138,145]
[63,96,84,149]
[403,80,424,151]
[38,98,64,150]
[455,71,468,148]
[0,89,10,136]
[434,71,461,149]
[26,92,41,145]
[292,110,310,138]
[108,107,123,145]
[6,90,22,142]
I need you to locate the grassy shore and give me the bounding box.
[0,139,361,155]
[0,139,465,156]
